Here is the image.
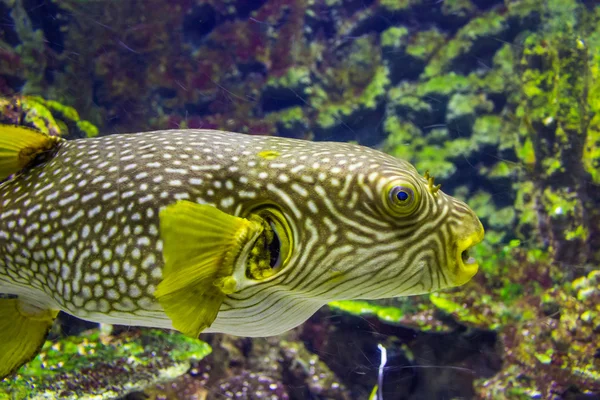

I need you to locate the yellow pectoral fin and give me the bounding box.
[155,201,263,338]
[0,298,58,379]
[155,285,224,338]
[0,124,60,181]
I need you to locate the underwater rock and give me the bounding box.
[182,4,219,47]
[215,371,289,400]
[22,0,68,54]
[279,339,351,400]
[312,264,600,398]
[301,302,501,399]
[195,332,352,400]
[0,328,211,400]
[139,372,210,400]
[133,330,351,400]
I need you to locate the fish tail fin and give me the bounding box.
[0,297,58,379]
[0,124,60,181]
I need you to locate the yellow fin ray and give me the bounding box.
[155,201,263,338]
[0,124,60,181]
[0,298,57,379]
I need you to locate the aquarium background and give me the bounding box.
[0,0,599,399]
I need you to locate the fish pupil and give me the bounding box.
[267,219,282,269]
[396,190,409,201]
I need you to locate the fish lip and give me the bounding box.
[454,221,485,286]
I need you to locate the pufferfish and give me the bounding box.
[0,125,484,378]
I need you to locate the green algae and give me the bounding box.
[76,120,99,138]
[446,93,494,134]
[0,329,211,400]
[424,10,508,77]
[273,106,305,129]
[0,95,99,139]
[406,29,446,61]
[381,26,409,49]
[383,27,447,83]
[415,72,471,98]
[44,100,80,122]
[328,300,403,323]
[512,15,600,263]
[265,66,311,92]
[316,65,390,129]
[387,84,433,122]
[383,0,599,287]
[383,115,458,179]
[268,106,309,138]
[476,268,600,396]
[379,0,420,13]
[441,0,475,19]
[359,66,391,110]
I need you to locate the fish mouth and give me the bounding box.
[454,222,485,286]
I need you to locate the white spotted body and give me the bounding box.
[0,129,484,337]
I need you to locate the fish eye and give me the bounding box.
[245,206,293,280]
[385,182,419,216]
[394,188,410,202]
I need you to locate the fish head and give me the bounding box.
[229,140,484,303]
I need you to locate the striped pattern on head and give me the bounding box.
[0,129,483,336]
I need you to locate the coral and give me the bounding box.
[5,0,46,95]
